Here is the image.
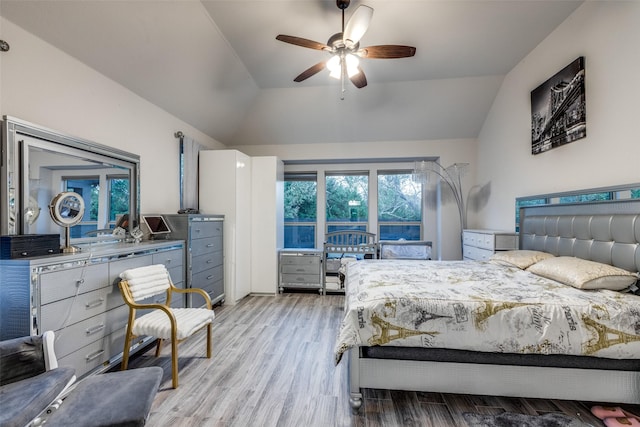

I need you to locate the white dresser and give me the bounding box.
[462,229,518,261]
[0,240,184,379]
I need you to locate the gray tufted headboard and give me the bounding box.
[519,199,640,274]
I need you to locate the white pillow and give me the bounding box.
[526,256,639,290]
[489,250,555,269]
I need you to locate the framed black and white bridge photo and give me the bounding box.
[531,56,586,155]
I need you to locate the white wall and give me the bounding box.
[475,2,640,230]
[0,18,225,215]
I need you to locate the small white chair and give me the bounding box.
[118,264,215,388]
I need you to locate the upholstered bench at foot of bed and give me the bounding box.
[0,366,76,427]
[46,366,163,427]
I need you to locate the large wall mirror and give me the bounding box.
[1,116,140,244]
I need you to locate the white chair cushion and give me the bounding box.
[133,308,215,340]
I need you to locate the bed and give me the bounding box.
[335,200,640,412]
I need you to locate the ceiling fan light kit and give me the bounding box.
[276,0,416,99]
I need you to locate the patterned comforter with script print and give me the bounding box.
[334,260,640,364]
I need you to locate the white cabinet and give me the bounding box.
[250,157,284,294]
[0,241,184,379]
[199,150,252,304]
[200,151,283,300]
[462,229,518,261]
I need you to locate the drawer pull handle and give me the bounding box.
[86,324,105,335]
[165,259,172,264]
[206,243,214,248]
[76,278,85,285]
[207,275,214,280]
[21,251,28,256]
[195,229,201,233]
[85,298,105,309]
[206,259,213,264]
[85,349,105,362]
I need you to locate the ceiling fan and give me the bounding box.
[276,0,416,94]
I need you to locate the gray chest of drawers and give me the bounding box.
[163,214,225,307]
[0,241,184,379]
[279,249,323,293]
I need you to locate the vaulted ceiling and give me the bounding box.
[0,0,583,146]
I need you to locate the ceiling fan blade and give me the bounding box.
[276,35,329,51]
[359,45,417,59]
[294,61,327,82]
[343,5,373,45]
[350,67,367,89]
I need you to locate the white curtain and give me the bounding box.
[180,135,204,210]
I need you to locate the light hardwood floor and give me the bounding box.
[124,293,638,426]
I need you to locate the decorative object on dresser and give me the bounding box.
[118,264,215,389]
[279,249,323,294]
[0,234,60,259]
[161,213,225,306]
[462,229,518,261]
[48,191,85,253]
[0,241,185,379]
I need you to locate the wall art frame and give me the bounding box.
[531,56,586,155]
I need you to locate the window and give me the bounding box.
[284,173,317,248]
[377,170,422,240]
[326,172,368,233]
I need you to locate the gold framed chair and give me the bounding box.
[118,264,215,388]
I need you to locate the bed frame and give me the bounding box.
[323,231,377,293]
[347,199,640,411]
[379,240,432,260]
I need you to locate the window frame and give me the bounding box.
[377,169,423,241]
[284,172,318,249]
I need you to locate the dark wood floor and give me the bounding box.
[125,292,638,426]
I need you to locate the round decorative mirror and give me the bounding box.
[49,191,85,253]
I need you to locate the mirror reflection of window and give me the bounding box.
[64,178,99,238]
[22,139,134,239]
[108,176,130,228]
